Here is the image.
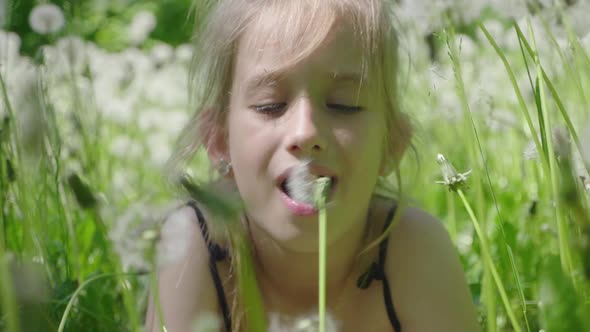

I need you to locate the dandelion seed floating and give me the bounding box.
[435,153,472,192]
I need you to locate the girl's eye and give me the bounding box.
[250,103,364,114]
[326,103,364,113]
[251,103,287,114]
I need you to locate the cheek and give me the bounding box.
[334,114,386,161]
[226,110,276,185]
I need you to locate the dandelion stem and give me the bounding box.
[314,177,331,332]
[457,189,522,332]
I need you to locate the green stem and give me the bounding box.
[513,23,590,178]
[150,268,166,332]
[234,231,266,331]
[0,230,19,332]
[479,23,547,174]
[457,189,522,332]
[526,18,575,278]
[315,178,331,332]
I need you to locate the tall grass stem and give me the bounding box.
[457,189,522,332]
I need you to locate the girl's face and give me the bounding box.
[222,19,388,251]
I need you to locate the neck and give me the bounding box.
[246,209,373,314]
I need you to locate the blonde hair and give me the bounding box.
[168,0,411,330]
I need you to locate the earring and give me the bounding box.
[218,159,232,176]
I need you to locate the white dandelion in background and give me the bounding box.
[151,42,174,65]
[108,201,186,272]
[127,10,157,46]
[0,30,22,63]
[29,4,65,35]
[192,312,221,332]
[268,311,339,332]
[175,44,193,64]
[487,0,529,20]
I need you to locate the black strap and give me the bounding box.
[187,201,232,332]
[356,204,402,331]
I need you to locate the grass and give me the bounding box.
[2,6,590,332]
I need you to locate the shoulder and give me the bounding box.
[385,205,481,332]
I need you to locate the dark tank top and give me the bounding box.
[188,201,402,332]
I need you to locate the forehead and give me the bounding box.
[232,11,366,90]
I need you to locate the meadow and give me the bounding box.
[1,1,589,331]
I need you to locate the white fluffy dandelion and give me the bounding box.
[192,312,221,332]
[127,10,157,46]
[286,159,316,205]
[29,4,65,35]
[151,42,174,65]
[175,44,193,64]
[268,311,340,332]
[0,30,21,66]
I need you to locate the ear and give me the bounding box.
[198,108,233,178]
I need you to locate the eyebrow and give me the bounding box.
[244,70,366,94]
[329,72,365,84]
[244,70,285,94]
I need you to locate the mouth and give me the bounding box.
[275,162,339,216]
[278,176,338,202]
[277,177,337,217]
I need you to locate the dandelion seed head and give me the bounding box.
[108,202,179,271]
[127,10,157,46]
[523,140,539,161]
[435,153,471,191]
[286,159,315,205]
[268,311,339,332]
[192,312,221,332]
[29,4,65,35]
[456,229,473,255]
[151,42,174,65]
[0,30,22,67]
[176,44,193,64]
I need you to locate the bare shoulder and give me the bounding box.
[386,206,481,332]
[145,205,219,332]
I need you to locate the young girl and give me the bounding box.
[146,0,480,331]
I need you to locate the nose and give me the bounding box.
[286,97,328,155]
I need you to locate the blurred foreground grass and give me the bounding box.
[1,1,590,331]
